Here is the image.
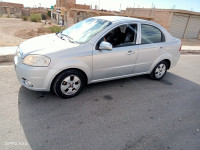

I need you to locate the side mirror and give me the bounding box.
[99,41,112,50]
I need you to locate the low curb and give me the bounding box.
[181,50,200,54]
[0,50,199,63]
[0,46,17,63]
[0,55,14,63]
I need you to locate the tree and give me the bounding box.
[47,10,51,18]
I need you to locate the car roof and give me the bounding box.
[92,16,173,41]
[92,16,146,23]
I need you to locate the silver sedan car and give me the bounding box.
[14,16,181,98]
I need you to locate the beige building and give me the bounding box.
[0,2,47,17]
[51,0,152,27]
[125,8,200,39]
[0,2,24,17]
[52,1,200,39]
[51,0,91,26]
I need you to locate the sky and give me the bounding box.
[1,0,200,12]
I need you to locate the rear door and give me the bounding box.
[134,24,166,74]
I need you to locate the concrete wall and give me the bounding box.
[56,0,76,7]
[75,4,90,10]
[126,8,153,18]
[65,10,109,27]
[50,7,152,27]
[56,4,90,10]
[0,2,23,8]
[153,10,172,30]
[0,2,23,17]
[0,6,22,17]
[0,6,6,14]
[64,9,151,27]
[22,9,31,16]
[56,0,89,10]
[126,8,172,30]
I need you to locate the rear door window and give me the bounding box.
[141,24,165,44]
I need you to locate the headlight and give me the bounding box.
[23,55,51,67]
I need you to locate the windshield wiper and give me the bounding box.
[57,32,75,43]
[63,34,74,42]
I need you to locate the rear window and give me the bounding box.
[141,24,165,44]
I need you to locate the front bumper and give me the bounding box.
[14,55,57,91]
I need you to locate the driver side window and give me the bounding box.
[97,24,137,49]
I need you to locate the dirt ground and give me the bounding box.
[0,18,51,47]
[0,17,200,47]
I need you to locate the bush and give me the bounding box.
[38,27,51,34]
[41,14,47,20]
[30,13,42,22]
[48,26,66,33]
[22,16,28,21]
[47,10,51,17]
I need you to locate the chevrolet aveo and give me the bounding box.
[14,16,181,98]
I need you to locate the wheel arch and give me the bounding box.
[50,68,88,92]
[162,59,171,69]
[150,54,172,73]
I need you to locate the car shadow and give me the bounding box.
[18,73,200,150]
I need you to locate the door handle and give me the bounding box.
[126,50,135,55]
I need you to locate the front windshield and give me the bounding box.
[61,18,112,44]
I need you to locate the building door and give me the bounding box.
[169,13,189,39]
[184,15,200,39]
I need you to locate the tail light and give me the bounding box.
[179,44,182,51]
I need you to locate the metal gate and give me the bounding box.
[169,13,189,39]
[184,15,200,39]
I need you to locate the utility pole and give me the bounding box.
[99,0,100,10]
[152,2,154,8]
[119,3,121,12]
[90,0,93,9]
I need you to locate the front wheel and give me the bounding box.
[52,70,85,98]
[150,61,168,80]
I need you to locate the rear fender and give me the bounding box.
[149,53,172,73]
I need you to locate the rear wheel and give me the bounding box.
[150,61,168,80]
[53,70,85,98]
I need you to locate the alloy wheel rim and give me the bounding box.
[60,75,81,95]
[155,64,166,78]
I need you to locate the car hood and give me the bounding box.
[19,34,80,57]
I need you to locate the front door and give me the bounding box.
[92,24,139,82]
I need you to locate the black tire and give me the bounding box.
[149,61,168,80]
[52,70,86,98]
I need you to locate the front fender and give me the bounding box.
[48,58,92,87]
